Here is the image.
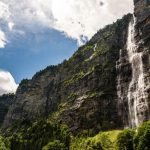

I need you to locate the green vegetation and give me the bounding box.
[63,72,85,87]
[9,120,70,150]
[115,121,150,150]
[70,130,121,150]
[42,140,67,150]
[20,79,30,85]
[115,129,135,150]
[49,102,69,121]
[70,45,94,61]
[63,63,105,88]
[86,90,104,99]
[33,65,57,79]
[134,121,150,150]
[48,93,78,121]
[0,136,10,150]
[1,121,150,149]
[0,94,15,100]
[71,122,150,150]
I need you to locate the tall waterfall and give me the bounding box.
[116,16,150,128]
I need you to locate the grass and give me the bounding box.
[102,130,122,142]
[70,130,122,150]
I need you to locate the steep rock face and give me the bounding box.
[0,94,14,126]
[3,66,61,126]
[3,14,131,133]
[58,17,131,133]
[116,0,150,128]
[133,0,150,125]
[134,0,150,48]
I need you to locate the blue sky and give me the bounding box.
[0,0,133,95]
[0,28,77,83]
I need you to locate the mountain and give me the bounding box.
[1,0,150,136]
[0,0,150,145]
[2,15,131,133]
[0,0,149,149]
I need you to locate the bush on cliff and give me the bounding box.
[115,129,135,150]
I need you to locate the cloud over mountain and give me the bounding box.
[0,70,18,95]
[0,0,134,45]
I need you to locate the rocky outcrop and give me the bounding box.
[134,0,150,48]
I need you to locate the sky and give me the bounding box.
[0,0,134,95]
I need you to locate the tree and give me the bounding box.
[42,140,67,150]
[115,129,135,150]
[134,121,150,150]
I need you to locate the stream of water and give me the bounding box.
[117,16,150,127]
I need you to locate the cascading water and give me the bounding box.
[116,15,150,128]
[127,16,149,127]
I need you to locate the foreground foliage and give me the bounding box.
[1,121,150,150]
[115,129,135,150]
[116,121,150,150]
[70,130,121,150]
[9,120,70,150]
[134,121,150,150]
[0,136,10,150]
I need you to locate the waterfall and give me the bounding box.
[127,16,149,127]
[94,43,97,51]
[116,15,150,128]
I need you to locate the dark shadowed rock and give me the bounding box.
[0,94,14,125]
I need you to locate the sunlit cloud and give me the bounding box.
[0,0,134,45]
[0,30,7,48]
[0,70,18,95]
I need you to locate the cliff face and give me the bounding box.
[2,0,150,133]
[116,0,150,128]
[133,0,150,125]
[3,15,131,132]
[134,0,150,48]
[0,94,14,126]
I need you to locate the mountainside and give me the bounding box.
[0,94,14,126]
[3,15,131,133]
[1,0,150,136]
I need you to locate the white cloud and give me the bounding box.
[0,70,18,96]
[51,0,134,44]
[0,0,134,45]
[8,22,14,31]
[0,1,10,21]
[0,1,11,47]
[0,30,7,48]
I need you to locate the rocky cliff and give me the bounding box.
[2,0,150,134]
[0,94,14,126]
[116,0,150,128]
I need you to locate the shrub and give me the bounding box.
[70,131,113,150]
[42,140,67,150]
[85,139,103,150]
[0,136,10,150]
[134,121,150,150]
[98,133,113,150]
[115,129,135,150]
